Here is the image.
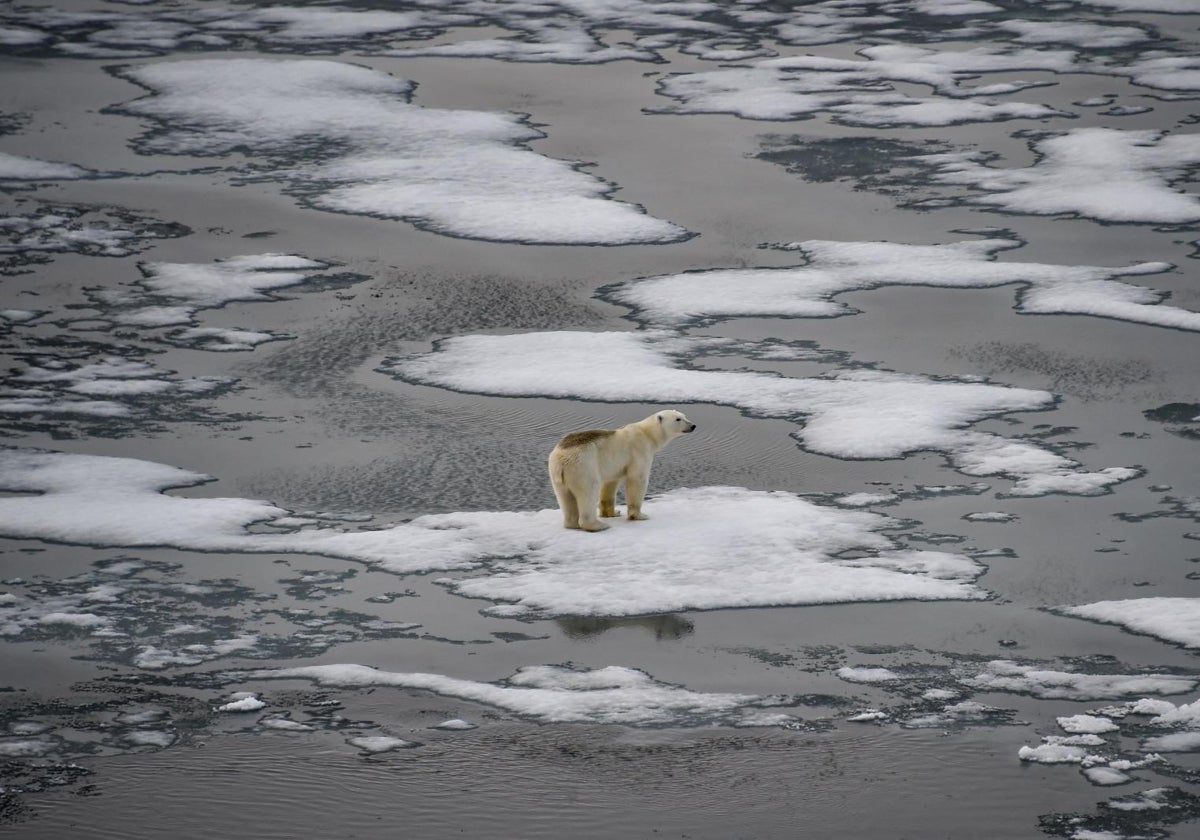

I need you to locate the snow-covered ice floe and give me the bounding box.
[110,58,689,245]
[1062,598,1200,650]
[250,663,792,727]
[654,45,1076,127]
[0,449,988,616]
[0,152,92,181]
[965,660,1197,700]
[606,236,1196,332]
[923,128,1200,225]
[386,330,1140,496]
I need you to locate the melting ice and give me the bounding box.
[112,59,689,245]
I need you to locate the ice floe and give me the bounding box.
[0,205,185,265]
[0,152,91,181]
[0,450,989,616]
[965,661,1197,700]
[606,236,1197,332]
[654,46,1073,127]
[387,329,1139,495]
[3,0,1197,75]
[1062,599,1200,650]
[836,666,904,683]
[88,252,335,348]
[347,735,417,753]
[216,693,266,713]
[2,354,232,421]
[251,663,789,727]
[112,59,688,245]
[924,128,1200,224]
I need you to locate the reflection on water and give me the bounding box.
[556,613,695,641]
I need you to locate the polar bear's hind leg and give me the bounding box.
[599,480,620,518]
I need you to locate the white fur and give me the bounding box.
[547,410,696,531]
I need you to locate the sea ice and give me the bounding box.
[925,128,1200,224]
[1059,714,1120,734]
[1142,732,1200,752]
[388,329,1139,495]
[122,730,177,748]
[112,59,689,245]
[836,666,903,683]
[606,237,1197,332]
[966,661,1197,700]
[1063,598,1200,649]
[216,694,266,713]
[0,450,988,615]
[0,152,91,180]
[252,663,788,727]
[1018,742,1094,764]
[653,45,1077,126]
[347,735,416,753]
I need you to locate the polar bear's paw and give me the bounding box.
[627,511,649,521]
[579,520,610,532]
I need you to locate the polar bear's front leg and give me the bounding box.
[625,471,650,520]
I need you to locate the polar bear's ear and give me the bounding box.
[657,414,663,424]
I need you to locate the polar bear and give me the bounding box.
[548,409,696,531]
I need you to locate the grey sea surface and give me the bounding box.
[2,0,1199,837]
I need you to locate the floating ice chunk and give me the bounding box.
[964,512,1016,522]
[113,59,689,245]
[116,708,168,725]
[835,493,899,507]
[1062,598,1200,649]
[0,211,148,258]
[138,255,326,308]
[122,729,176,748]
[432,718,476,731]
[966,660,1196,700]
[847,710,888,722]
[926,128,1200,224]
[0,737,56,757]
[0,26,47,46]
[166,326,280,351]
[1059,714,1119,734]
[347,735,416,753]
[254,663,782,727]
[837,666,903,683]
[0,151,91,180]
[1082,766,1132,786]
[388,330,1137,494]
[260,716,314,732]
[1018,742,1093,764]
[654,46,1073,126]
[998,20,1150,49]
[216,694,266,713]
[1106,787,1171,811]
[1142,732,1200,752]
[904,700,1011,729]
[608,237,1195,332]
[38,611,111,630]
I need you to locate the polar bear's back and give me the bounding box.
[555,429,616,450]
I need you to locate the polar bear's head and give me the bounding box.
[656,409,696,437]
